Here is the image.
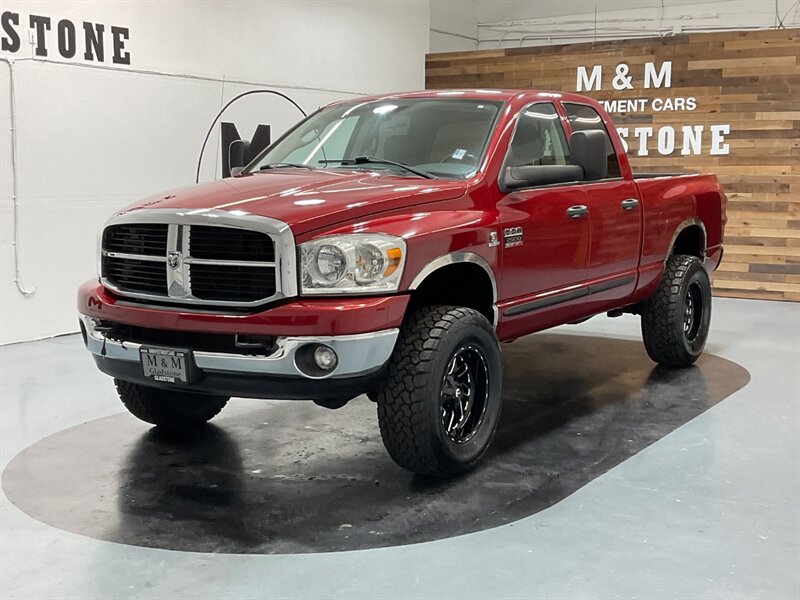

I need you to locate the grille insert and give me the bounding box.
[189,226,275,262]
[102,256,167,294]
[103,224,168,256]
[190,264,276,302]
[101,222,280,306]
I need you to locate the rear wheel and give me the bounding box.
[115,379,229,428]
[375,306,503,477]
[641,255,712,367]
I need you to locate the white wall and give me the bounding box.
[0,0,430,344]
[476,0,800,48]
[430,0,477,52]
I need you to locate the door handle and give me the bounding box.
[621,198,639,211]
[566,205,589,219]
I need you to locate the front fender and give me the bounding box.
[298,210,501,293]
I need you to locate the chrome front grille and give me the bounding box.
[99,211,296,308]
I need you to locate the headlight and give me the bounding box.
[300,234,406,294]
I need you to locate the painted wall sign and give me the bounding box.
[1,11,130,64]
[425,28,800,302]
[576,60,731,157]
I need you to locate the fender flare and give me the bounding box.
[408,252,499,327]
[667,218,707,262]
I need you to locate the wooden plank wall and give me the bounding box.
[426,29,800,301]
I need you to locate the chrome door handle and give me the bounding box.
[566,205,589,219]
[621,198,639,211]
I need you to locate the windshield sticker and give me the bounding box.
[452,148,467,160]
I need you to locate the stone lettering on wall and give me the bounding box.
[1,11,130,64]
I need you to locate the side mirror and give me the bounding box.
[221,122,272,178]
[228,139,251,175]
[503,164,584,190]
[569,130,608,181]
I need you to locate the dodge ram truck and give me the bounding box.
[78,90,726,477]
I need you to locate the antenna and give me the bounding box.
[195,89,307,183]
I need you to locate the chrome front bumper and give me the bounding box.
[81,316,398,380]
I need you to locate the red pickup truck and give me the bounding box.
[78,89,725,476]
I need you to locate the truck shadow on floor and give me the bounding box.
[2,333,750,554]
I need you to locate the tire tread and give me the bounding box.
[376,306,495,476]
[641,255,708,367]
[115,379,228,428]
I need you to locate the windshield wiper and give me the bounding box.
[318,156,436,179]
[258,162,315,171]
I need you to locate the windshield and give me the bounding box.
[247,98,503,180]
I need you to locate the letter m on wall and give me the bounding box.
[644,61,672,89]
[576,65,602,91]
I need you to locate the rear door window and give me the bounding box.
[507,102,570,168]
[563,103,621,178]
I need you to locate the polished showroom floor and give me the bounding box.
[1,297,798,599]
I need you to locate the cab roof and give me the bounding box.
[328,89,600,106]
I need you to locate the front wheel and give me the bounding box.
[641,255,712,367]
[375,306,503,477]
[115,379,229,429]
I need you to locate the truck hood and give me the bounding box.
[121,170,468,236]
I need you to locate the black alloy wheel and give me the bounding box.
[440,344,490,444]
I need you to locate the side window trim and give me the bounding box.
[561,101,622,181]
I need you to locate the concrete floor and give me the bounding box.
[1,297,798,599]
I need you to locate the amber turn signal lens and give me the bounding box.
[383,247,402,277]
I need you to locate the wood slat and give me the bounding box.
[426,28,800,302]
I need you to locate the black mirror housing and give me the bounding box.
[569,130,608,181]
[228,139,251,175]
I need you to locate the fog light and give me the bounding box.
[313,345,338,371]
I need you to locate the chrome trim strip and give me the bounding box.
[167,223,190,299]
[183,258,276,267]
[99,208,298,308]
[81,316,397,380]
[102,252,166,262]
[408,251,498,327]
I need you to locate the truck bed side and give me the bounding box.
[632,172,726,301]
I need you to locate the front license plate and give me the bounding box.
[140,347,191,383]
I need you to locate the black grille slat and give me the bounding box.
[105,262,165,272]
[103,224,168,256]
[189,226,275,262]
[102,256,167,295]
[190,264,276,302]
